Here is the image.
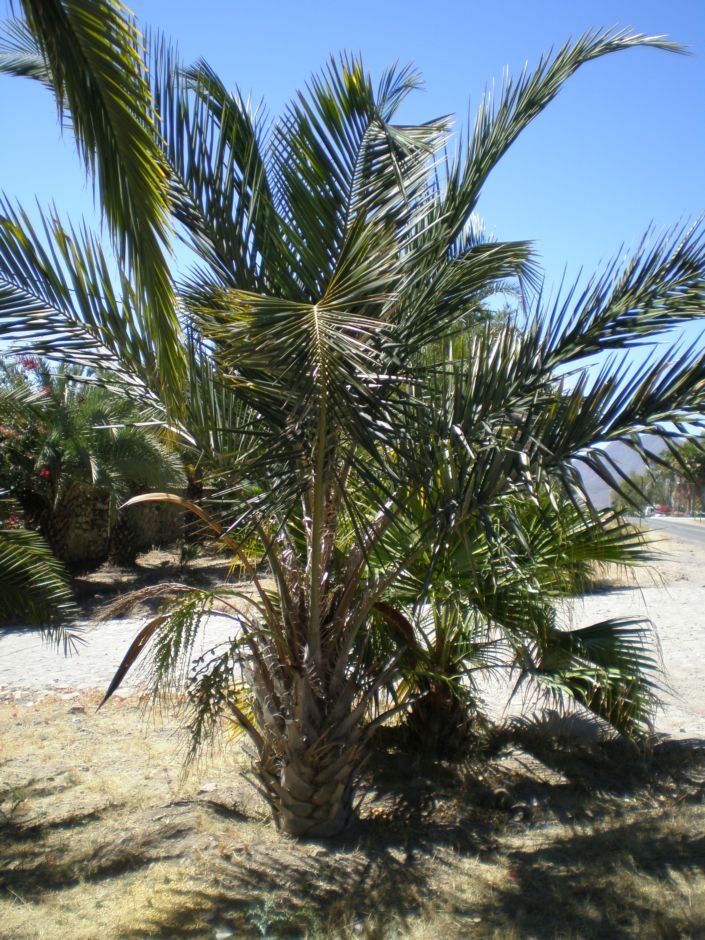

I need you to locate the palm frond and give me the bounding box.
[526,617,659,737]
[443,28,683,243]
[0,201,163,407]
[0,523,76,631]
[4,0,185,406]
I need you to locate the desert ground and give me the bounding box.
[0,524,703,939]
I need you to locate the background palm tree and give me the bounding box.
[0,357,185,569]
[0,380,75,628]
[1,9,705,837]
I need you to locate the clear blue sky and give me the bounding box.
[0,0,704,320]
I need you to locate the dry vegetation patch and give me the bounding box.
[1,695,704,939]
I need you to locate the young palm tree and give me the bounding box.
[372,495,655,759]
[2,11,705,835]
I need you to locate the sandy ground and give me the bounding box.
[1,527,704,739]
[571,527,705,739]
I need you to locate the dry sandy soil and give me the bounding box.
[1,528,704,939]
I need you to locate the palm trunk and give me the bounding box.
[405,683,474,760]
[254,680,361,839]
[265,729,361,837]
[247,657,366,838]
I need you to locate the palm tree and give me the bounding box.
[666,438,705,512]
[0,380,75,629]
[373,495,655,759]
[0,357,185,569]
[2,10,705,836]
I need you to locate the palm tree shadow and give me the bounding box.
[0,774,186,898]
[465,817,705,939]
[130,748,505,938]
[135,734,704,937]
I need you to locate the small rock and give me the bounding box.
[68,705,86,714]
[214,927,235,939]
[198,783,218,794]
[387,847,406,863]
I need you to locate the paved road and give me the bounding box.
[639,516,705,548]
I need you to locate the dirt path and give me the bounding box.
[1,529,704,738]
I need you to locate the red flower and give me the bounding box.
[19,355,39,371]
[39,467,51,479]
[39,385,52,395]
[5,513,21,529]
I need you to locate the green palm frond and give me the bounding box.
[148,37,276,291]
[442,28,682,243]
[526,617,659,738]
[0,201,163,407]
[0,15,51,82]
[2,0,185,407]
[540,220,705,366]
[0,523,76,630]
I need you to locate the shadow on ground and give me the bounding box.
[2,734,704,939]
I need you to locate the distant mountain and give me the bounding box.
[576,436,667,508]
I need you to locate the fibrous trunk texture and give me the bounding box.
[405,684,474,760]
[45,482,111,571]
[249,662,365,838]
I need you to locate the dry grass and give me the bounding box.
[1,694,704,940]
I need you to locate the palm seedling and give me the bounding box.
[371,492,656,759]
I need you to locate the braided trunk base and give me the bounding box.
[249,667,366,838]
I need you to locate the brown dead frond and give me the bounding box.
[97,582,197,620]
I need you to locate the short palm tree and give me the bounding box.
[373,495,655,758]
[2,8,705,835]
